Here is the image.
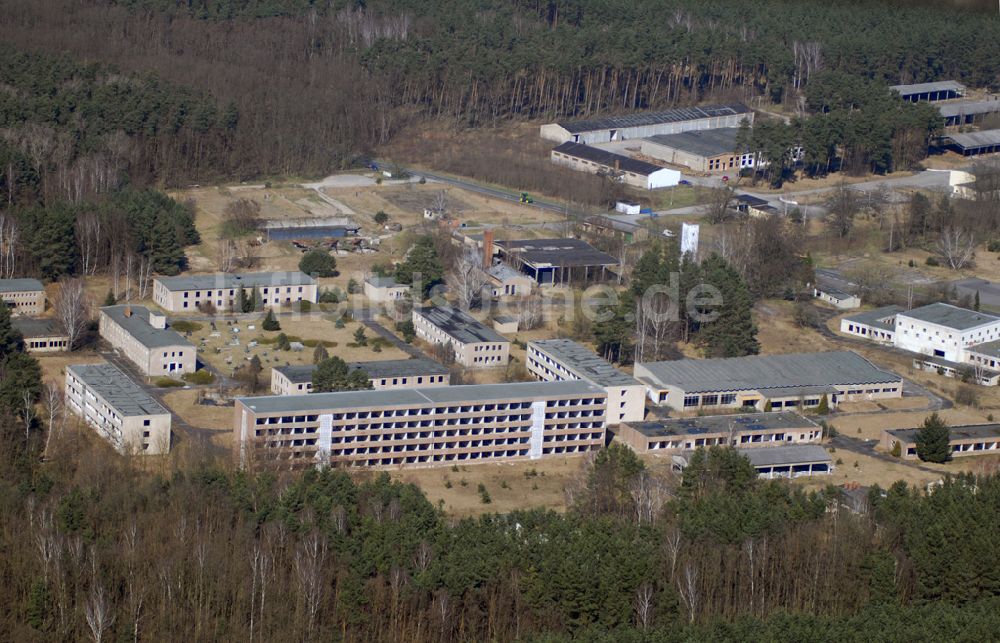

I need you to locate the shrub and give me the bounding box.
[793,301,820,328]
[816,394,830,415]
[261,308,280,331]
[319,288,342,304]
[171,320,203,333]
[988,240,1000,252]
[353,326,367,346]
[154,377,184,388]
[335,317,345,329]
[182,370,215,385]
[890,440,902,458]
[396,320,416,343]
[955,384,979,408]
[298,250,337,277]
[275,333,291,350]
[477,484,492,504]
[373,210,389,225]
[925,256,940,267]
[347,278,361,294]
[298,300,312,313]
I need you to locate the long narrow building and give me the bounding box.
[234,380,608,469]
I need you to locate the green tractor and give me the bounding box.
[519,192,534,204]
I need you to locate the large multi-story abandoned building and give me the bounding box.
[412,305,510,368]
[0,278,45,316]
[152,272,318,312]
[635,351,902,413]
[99,305,196,377]
[526,339,646,424]
[65,362,172,455]
[270,358,451,395]
[234,380,607,469]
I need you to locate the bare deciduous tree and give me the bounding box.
[630,470,671,525]
[294,530,328,638]
[677,561,700,624]
[85,586,114,643]
[54,277,91,350]
[42,380,64,457]
[937,225,976,270]
[447,246,487,310]
[633,581,655,630]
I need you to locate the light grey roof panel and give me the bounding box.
[530,339,640,387]
[890,80,965,96]
[366,276,400,288]
[415,305,508,344]
[938,99,1000,118]
[968,339,1000,359]
[67,363,169,417]
[558,103,750,134]
[101,305,190,349]
[12,317,65,338]
[495,238,619,268]
[739,445,831,467]
[0,278,44,293]
[898,302,1000,331]
[637,351,900,394]
[276,358,449,384]
[237,380,605,413]
[947,129,1000,150]
[761,384,840,398]
[644,127,743,158]
[626,412,818,438]
[155,271,316,291]
[888,423,1000,442]
[552,142,666,176]
[843,305,903,331]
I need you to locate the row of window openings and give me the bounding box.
[253,399,600,424]
[184,287,304,298]
[256,423,604,439]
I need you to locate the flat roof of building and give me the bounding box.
[843,305,903,331]
[12,317,66,338]
[637,351,900,394]
[556,103,750,134]
[735,194,769,208]
[739,444,831,467]
[67,363,169,417]
[898,302,1000,331]
[275,358,449,384]
[238,379,605,414]
[154,271,316,291]
[495,238,619,269]
[0,278,44,293]
[415,305,508,344]
[912,353,999,378]
[530,339,639,387]
[967,338,1000,359]
[946,129,1000,151]
[487,263,526,282]
[938,99,1000,118]
[366,275,401,288]
[886,423,1000,443]
[552,142,666,176]
[262,217,358,230]
[890,80,965,97]
[625,412,818,438]
[101,305,189,349]
[645,127,743,158]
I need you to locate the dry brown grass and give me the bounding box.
[161,389,234,433]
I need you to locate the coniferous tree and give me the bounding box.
[697,254,760,358]
[313,344,329,363]
[395,236,444,300]
[915,412,950,463]
[312,357,372,392]
[0,304,23,357]
[261,308,280,331]
[974,290,981,312]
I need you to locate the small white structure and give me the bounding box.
[550,142,680,190]
[364,276,410,303]
[680,222,699,257]
[894,303,1000,362]
[615,200,641,215]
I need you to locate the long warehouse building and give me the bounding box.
[540,103,752,144]
[234,380,608,469]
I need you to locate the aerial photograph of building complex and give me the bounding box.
[0,0,998,639]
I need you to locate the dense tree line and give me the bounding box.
[0,188,197,285]
[0,47,237,200]
[2,402,1000,641]
[0,0,996,186]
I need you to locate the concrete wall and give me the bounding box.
[840,318,896,344]
[23,334,69,353]
[814,289,861,310]
[618,423,821,454]
[364,282,409,303]
[1,289,45,316]
[542,113,754,145]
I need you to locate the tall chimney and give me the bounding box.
[482,229,494,268]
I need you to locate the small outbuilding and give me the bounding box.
[550,142,680,190]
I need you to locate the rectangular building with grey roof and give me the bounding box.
[540,103,752,144]
[938,99,1000,127]
[550,142,681,189]
[0,278,45,316]
[671,444,833,479]
[13,317,69,353]
[640,128,758,174]
[945,129,1000,157]
[153,271,318,312]
[527,339,646,424]
[840,305,903,343]
[881,424,1000,460]
[890,80,965,102]
[270,358,450,395]
[412,305,510,368]
[234,380,608,470]
[65,362,171,455]
[495,238,620,285]
[634,351,902,412]
[895,302,1000,362]
[99,305,196,376]
[618,412,822,453]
